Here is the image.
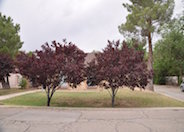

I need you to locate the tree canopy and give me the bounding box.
[0,13,23,57]
[86,40,150,107]
[16,40,86,106]
[154,15,184,84]
[119,0,174,38]
[119,0,175,91]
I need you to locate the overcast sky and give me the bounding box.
[0,0,183,53]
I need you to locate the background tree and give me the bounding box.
[125,38,148,60]
[0,53,14,88]
[154,15,184,85]
[16,40,86,106]
[86,40,150,107]
[0,13,23,88]
[119,0,175,91]
[16,52,39,87]
[0,13,23,57]
[125,38,146,52]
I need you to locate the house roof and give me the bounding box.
[84,52,97,65]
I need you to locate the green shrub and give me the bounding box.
[19,78,27,89]
[153,73,166,85]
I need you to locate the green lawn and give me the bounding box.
[1,89,184,107]
[0,88,32,96]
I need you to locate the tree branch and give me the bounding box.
[114,88,119,96]
[50,87,56,99]
[47,86,50,99]
[107,88,112,97]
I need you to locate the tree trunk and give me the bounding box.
[178,68,183,85]
[147,31,154,91]
[1,78,10,89]
[45,87,56,107]
[47,97,51,107]
[6,76,10,88]
[111,89,115,107]
[112,94,115,107]
[47,88,51,107]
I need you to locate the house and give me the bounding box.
[0,73,22,89]
[64,51,99,90]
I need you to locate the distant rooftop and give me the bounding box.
[84,51,98,65]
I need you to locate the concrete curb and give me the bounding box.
[0,105,184,111]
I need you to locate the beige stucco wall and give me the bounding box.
[9,73,22,88]
[65,80,103,91]
[0,73,22,89]
[66,80,88,90]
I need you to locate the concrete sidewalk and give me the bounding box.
[0,106,184,132]
[0,90,41,101]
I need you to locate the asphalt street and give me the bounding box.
[0,107,184,132]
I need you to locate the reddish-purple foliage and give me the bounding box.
[53,40,86,88]
[86,40,150,107]
[0,53,14,88]
[16,52,38,87]
[16,40,86,106]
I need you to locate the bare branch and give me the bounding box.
[107,89,112,97]
[114,88,119,96]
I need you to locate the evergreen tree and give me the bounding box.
[119,0,175,91]
[0,13,23,57]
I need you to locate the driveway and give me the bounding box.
[154,85,184,102]
[0,107,184,132]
